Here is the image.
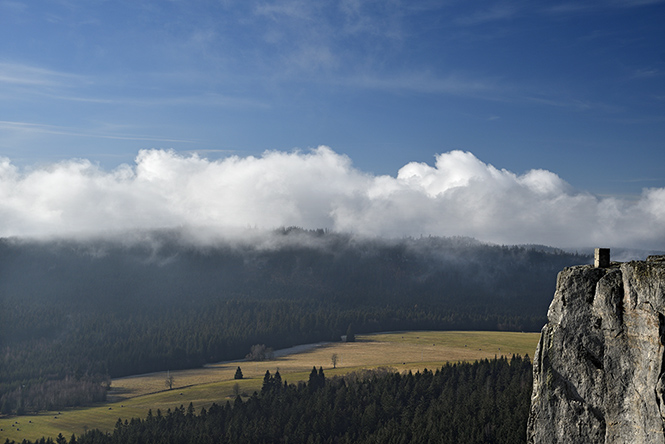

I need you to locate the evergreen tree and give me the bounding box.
[308,367,320,392]
[4,357,533,444]
[234,366,243,380]
[308,366,325,392]
[262,370,272,394]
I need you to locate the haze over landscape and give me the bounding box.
[1,0,664,249]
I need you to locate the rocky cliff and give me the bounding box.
[528,255,665,443]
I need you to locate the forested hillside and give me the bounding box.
[0,228,587,415]
[5,356,533,444]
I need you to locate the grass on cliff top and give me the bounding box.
[0,330,540,443]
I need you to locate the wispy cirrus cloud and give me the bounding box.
[454,3,520,26]
[608,0,665,7]
[340,71,501,97]
[544,0,665,15]
[631,68,661,79]
[0,60,268,109]
[0,61,88,87]
[0,120,196,144]
[0,1,28,13]
[452,0,665,24]
[254,0,316,21]
[40,91,270,109]
[339,69,616,115]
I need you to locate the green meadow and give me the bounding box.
[0,331,540,443]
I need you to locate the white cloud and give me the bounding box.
[0,147,663,250]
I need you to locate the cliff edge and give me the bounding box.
[527,255,665,443]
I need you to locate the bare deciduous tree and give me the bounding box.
[246,344,274,361]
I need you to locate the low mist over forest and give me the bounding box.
[1,227,587,310]
[1,228,587,415]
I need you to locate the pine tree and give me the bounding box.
[309,367,320,392]
[262,370,272,394]
[234,366,243,380]
[309,366,326,391]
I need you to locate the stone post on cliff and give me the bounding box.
[594,248,610,268]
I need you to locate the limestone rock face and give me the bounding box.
[527,257,665,444]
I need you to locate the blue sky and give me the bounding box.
[1,0,664,249]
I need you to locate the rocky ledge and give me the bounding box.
[528,255,665,444]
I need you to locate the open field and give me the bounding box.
[0,330,540,442]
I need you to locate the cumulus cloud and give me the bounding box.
[0,147,663,250]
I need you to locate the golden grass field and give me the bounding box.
[0,331,540,442]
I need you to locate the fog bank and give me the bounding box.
[1,147,663,250]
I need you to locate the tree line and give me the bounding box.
[0,298,541,415]
[0,230,586,414]
[4,356,533,444]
